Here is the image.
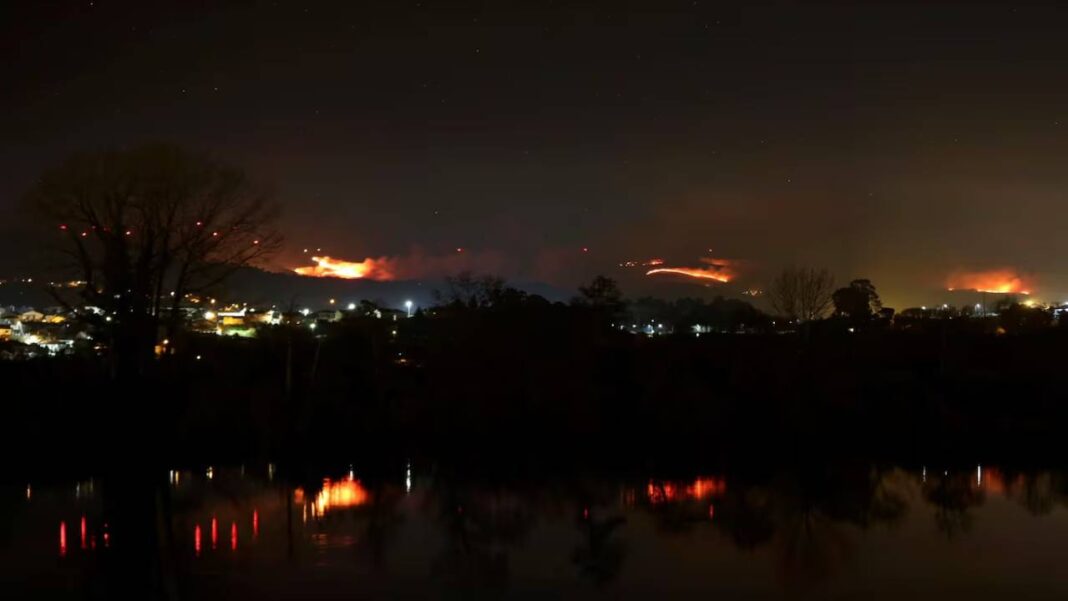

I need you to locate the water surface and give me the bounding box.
[5,463,1068,599]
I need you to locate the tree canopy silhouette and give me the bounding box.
[767,267,835,322]
[25,144,282,377]
[832,279,882,322]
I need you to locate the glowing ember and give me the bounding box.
[946,269,1032,294]
[620,258,665,268]
[647,258,736,283]
[294,256,394,280]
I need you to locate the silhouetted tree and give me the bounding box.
[767,267,835,322]
[997,302,1053,333]
[434,272,507,308]
[575,276,624,311]
[832,279,882,322]
[573,509,627,587]
[25,144,281,378]
[573,275,626,329]
[923,473,984,539]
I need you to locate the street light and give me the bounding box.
[405,300,413,318]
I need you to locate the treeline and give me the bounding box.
[8,143,1068,473]
[7,271,1068,474]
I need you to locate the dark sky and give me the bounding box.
[4,1,1068,308]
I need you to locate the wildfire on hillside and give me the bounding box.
[294,256,395,280]
[946,269,1032,294]
[646,257,736,283]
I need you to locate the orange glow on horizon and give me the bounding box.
[294,255,394,280]
[946,269,1033,294]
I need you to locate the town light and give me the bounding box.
[204,311,216,320]
[347,302,356,310]
[405,300,414,317]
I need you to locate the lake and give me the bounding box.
[5,462,1068,599]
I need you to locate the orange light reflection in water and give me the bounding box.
[59,522,67,557]
[296,476,370,517]
[646,477,727,504]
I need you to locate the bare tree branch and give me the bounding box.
[767,266,835,322]
[24,144,283,378]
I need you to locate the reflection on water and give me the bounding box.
[6,464,1068,598]
[297,475,370,518]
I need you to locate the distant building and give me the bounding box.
[19,310,44,322]
[315,309,343,323]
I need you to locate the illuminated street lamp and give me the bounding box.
[405,300,413,318]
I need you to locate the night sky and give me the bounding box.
[4,1,1068,308]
